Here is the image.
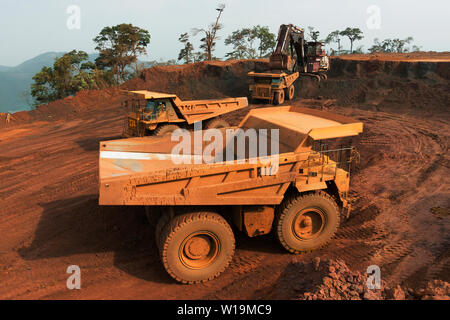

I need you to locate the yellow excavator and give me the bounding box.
[248,24,330,105]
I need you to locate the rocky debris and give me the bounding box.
[278,258,450,300]
[412,280,450,300]
[294,258,386,300]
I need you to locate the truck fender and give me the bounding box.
[295,181,327,193]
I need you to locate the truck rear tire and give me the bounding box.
[154,124,180,136]
[275,191,340,253]
[205,118,230,129]
[159,211,235,284]
[273,90,285,105]
[155,211,170,249]
[285,85,295,100]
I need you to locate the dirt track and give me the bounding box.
[0,56,449,299]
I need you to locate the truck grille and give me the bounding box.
[257,87,270,97]
[128,118,137,129]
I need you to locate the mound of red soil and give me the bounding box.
[270,258,450,300]
[0,88,125,129]
[121,59,269,100]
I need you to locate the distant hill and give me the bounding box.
[0,52,98,113]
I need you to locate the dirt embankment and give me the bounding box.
[297,55,450,115]
[122,59,269,100]
[1,54,448,128]
[122,55,450,117]
[0,89,125,129]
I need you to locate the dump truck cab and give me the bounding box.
[123,90,248,137]
[101,106,363,284]
[124,91,183,137]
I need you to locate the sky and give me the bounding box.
[0,0,449,66]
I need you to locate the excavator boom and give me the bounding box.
[269,24,305,72]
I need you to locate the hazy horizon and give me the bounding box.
[1,0,449,66]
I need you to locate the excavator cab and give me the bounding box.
[305,41,330,74]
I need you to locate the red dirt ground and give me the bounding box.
[335,51,450,62]
[0,54,448,299]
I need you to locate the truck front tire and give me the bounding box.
[154,124,180,136]
[159,211,235,284]
[205,118,230,129]
[273,90,285,105]
[285,85,295,100]
[275,191,340,253]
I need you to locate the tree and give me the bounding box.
[353,45,365,54]
[225,25,276,60]
[325,30,343,54]
[411,45,422,52]
[93,23,150,83]
[224,28,257,60]
[193,51,206,62]
[31,50,109,105]
[369,37,416,53]
[178,33,194,64]
[392,37,414,53]
[192,3,225,61]
[253,25,276,58]
[307,26,320,41]
[340,27,364,53]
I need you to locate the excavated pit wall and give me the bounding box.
[1,57,449,128]
[297,58,450,115]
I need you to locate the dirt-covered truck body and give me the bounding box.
[123,90,248,137]
[248,71,299,105]
[248,24,330,105]
[100,106,362,283]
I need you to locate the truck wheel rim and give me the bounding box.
[179,231,220,269]
[292,207,325,240]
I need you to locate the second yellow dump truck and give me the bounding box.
[248,71,299,105]
[123,90,248,137]
[101,106,363,284]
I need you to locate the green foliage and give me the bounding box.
[225,25,275,60]
[253,25,276,58]
[225,28,257,60]
[339,27,364,53]
[353,45,365,54]
[178,33,194,64]
[193,51,206,62]
[325,30,343,54]
[192,4,225,61]
[93,23,151,83]
[145,59,177,67]
[369,37,415,53]
[307,26,320,42]
[30,50,112,105]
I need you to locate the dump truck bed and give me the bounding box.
[99,106,362,206]
[175,97,248,124]
[127,90,248,124]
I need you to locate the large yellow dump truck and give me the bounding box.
[248,71,299,105]
[123,90,248,137]
[100,106,363,283]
